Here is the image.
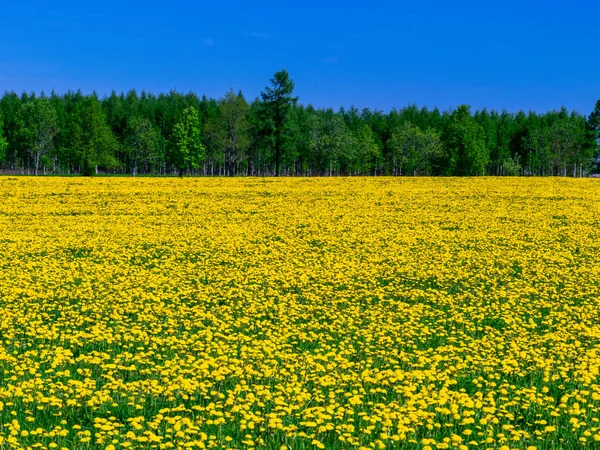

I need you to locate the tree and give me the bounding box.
[308,111,353,176]
[388,122,443,176]
[199,95,220,175]
[0,92,22,170]
[260,69,298,176]
[103,91,128,145]
[0,113,7,163]
[0,88,595,177]
[125,116,159,176]
[443,105,488,176]
[492,110,519,175]
[510,110,528,174]
[16,98,57,175]
[246,99,270,176]
[68,95,118,175]
[205,89,250,176]
[48,91,69,173]
[172,106,205,176]
[153,90,194,174]
[548,117,585,176]
[522,126,552,176]
[588,100,600,144]
[352,124,381,175]
[586,100,600,173]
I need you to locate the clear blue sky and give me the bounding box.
[1,0,598,114]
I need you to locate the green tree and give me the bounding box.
[245,99,270,176]
[522,126,552,176]
[0,92,22,169]
[308,111,353,176]
[198,96,220,175]
[68,95,118,176]
[16,98,58,175]
[125,116,159,176]
[260,69,298,176]
[103,91,128,147]
[1,89,595,178]
[510,110,528,174]
[172,106,205,176]
[0,113,7,163]
[548,116,585,176]
[494,111,520,175]
[153,90,192,174]
[352,124,381,175]
[388,122,443,176]
[205,89,250,176]
[443,105,488,175]
[48,91,68,173]
[586,100,600,174]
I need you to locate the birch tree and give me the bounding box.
[16,98,57,175]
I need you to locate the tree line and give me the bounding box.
[1,70,599,177]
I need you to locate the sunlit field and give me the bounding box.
[1,177,600,450]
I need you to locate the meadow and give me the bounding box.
[1,177,599,450]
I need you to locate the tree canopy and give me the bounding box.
[0,71,598,176]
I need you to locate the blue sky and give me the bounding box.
[1,0,598,114]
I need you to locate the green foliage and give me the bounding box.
[520,110,588,176]
[67,95,118,175]
[586,100,600,173]
[125,116,160,176]
[0,92,21,167]
[443,105,488,176]
[172,106,205,176]
[306,110,353,175]
[352,124,381,175]
[260,69,298,176]
[549,117,584,176]
[15,98,58,175]
[0,80,597,177]
[388,122,443,176]
[205,89,250,176]
[502,155,521,176]
[588,100,600,145]
[0,113,7,163]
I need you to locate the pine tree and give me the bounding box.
[260,70,298,176]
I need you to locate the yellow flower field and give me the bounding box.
[1,177,600,450]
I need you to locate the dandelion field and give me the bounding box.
[1,177,600,450]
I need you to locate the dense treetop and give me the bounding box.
[1,70,599,177]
